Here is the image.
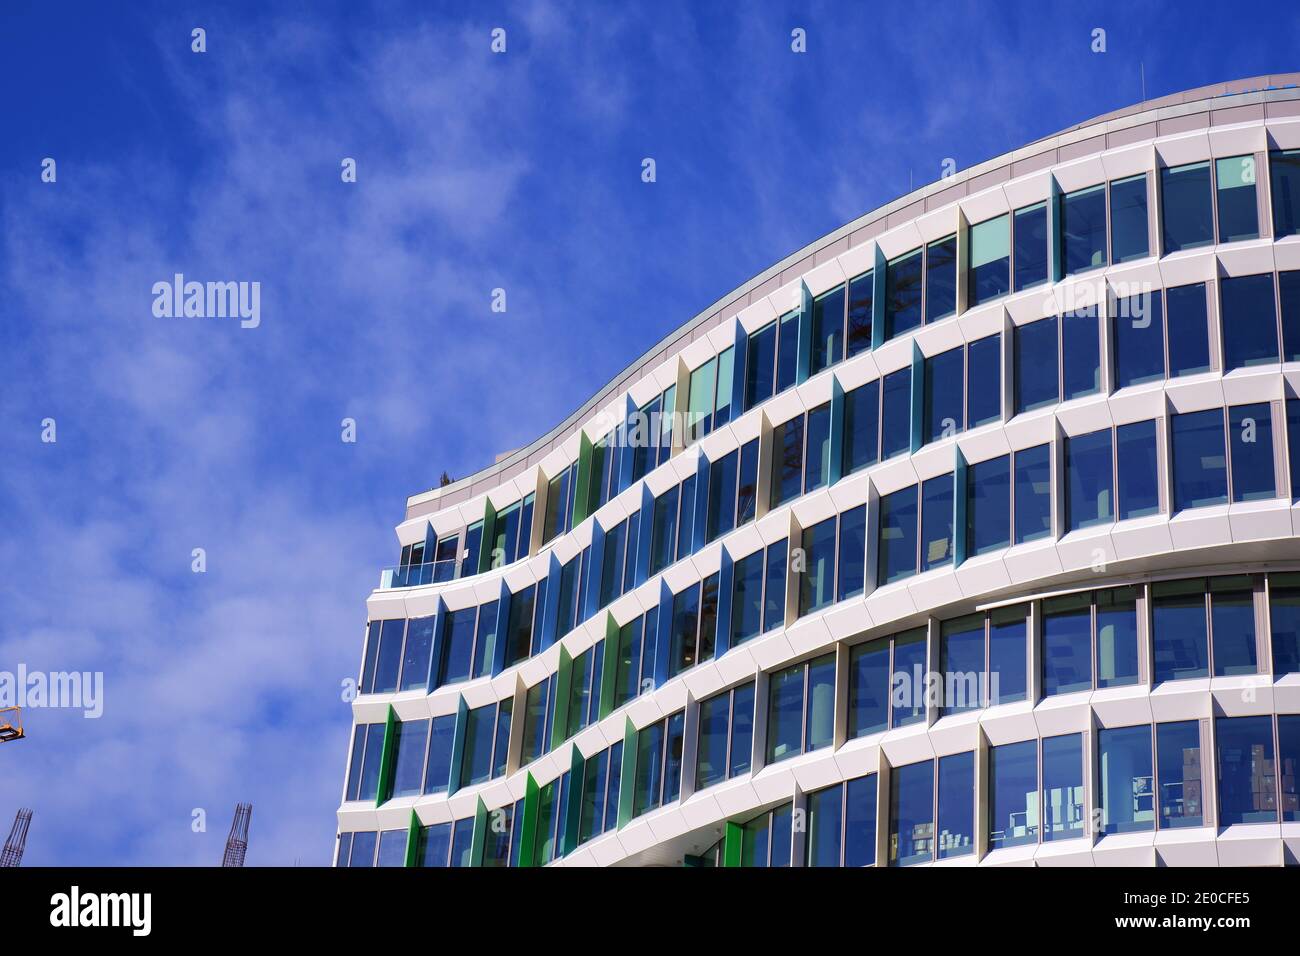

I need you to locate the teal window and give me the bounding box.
[1216,155,1259,243]
[969,214,1010,305]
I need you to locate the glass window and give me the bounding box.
[1061,184,1107,275]
[1098,725,1154,834]
[766,664,804,764]
[716,349,735,428]
[843,380,879,474]
[417,823,451,868]
[1152,579,1208,684]
[1042,593,1092,697]
[936,752,975,859]
[1220,273,1279,370]
[804,403,832,493]
[837,505,867,602]
[1113,291,1164,388]
[989,605,1027,704]
[1279,715,1300,822]
[687,356,717,441]
[1116,419,1159,520]
[376,828,408,867]
[504,584,536,667]
[400,616,434,692]
[849,639,889,737]
[1216,715,1277,825]
[1216,154,1259,243]
[1229,403,1274,502]
[811,285,845,375]
[1061,306,1100,400]
[847,271,874,359]
[440,609,476,686]
[1042,734,1084,842]
[1109,173,1149,263]
[969,214,1010,305]
[1271,149,1300,237]
[473,601,499,680]
[989,739,1038,849]
[776,311,799,394]
[668,583,700,678]
[1156,721,1203,829]
[1210,576,1257,677]
[744,322,776,411]
[805,655,835,753]
[730,683,755,778]
[424,714,455,794]
[889,760,934,866]
[737,439,759,527]
[731,550,763,646]
[923,346,964,444]
[633,720,664,816]
[347,831,376,867]
[966,333,1001,428]
[650,485,679,576]
[763,540,787,633]
[967,454,1010,557]
[346,722,384,802]
[1291,400,1300,501]
[1013,444,1052,543]
[1161,161,1213,253]
[884,249,923,340]
[461,704,496,787]
[920,473,954,572]
[770,414,804,508]
[1171,409,1227,511]
[1281,271,1300,361]
[1013,316,1058,414]
[890,630,927,728]
[368,619,404,695]
[806,783,845,868]
[845,775,878,867]
[676,477,695,562]
[391,718,429,799]
[878,485,918,584]
[925,235,957,323]
[663,711,685,804]
[1271,572,1300,676]
[940,615,985,716]
[1096,586,1139,688]
[1065,428,1113,531]
[881,367,912,459]
[799,517,836,617]
[1013,202,1048,291]
[706,450,738,543]
[1165,282,1211,376]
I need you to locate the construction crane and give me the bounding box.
[221,803,252,867]
[0,707,24,743]
[1,809,32,867]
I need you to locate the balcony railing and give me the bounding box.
[379,559,460,589]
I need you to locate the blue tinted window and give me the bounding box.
[706,450,738,543]
[1271,572,1300,675]
[770,414,804,508]
[845,775,878,867]
[1221,273,1278,370]
[878,485,918,584]
[1281,271,1300,361]
[799,518,836,617]
[989,606,1027,704]
[1216,155,1259,243]
[1211,577,1256,677]
[920,473,954,571]
[347,830,376,867]
[668,582,699,678]
[1280,715,1300,822]
[1013,444,1052,543]
[890,630,927,728]
[881,367,912,458]
[1013,202,1048,290]
[633,720,664,816]
[473,601,498,679]
[885,249,923,340]
[1291,400,1300,500]
[729,683,754,778]
[1113,291,1164,388]
[889,760,934,866]
[847,271,874,358]
[1065,428,1113,531]
[1152,580,1208,683]
[1216,716,1277,825]
[967,454,1010,556]
[775,311,799,394]
[1229,403,1274,502]
[391,718,429,798]
[989,739,1038,848]
[1098,724,1154,834]
[969,214,1010,306]
[731,551,763,646]
[1014,316,1058,414]
[940,616,984,715]
[401,616,434,692]
[1061,306,1100,399]
[849,640,889,737]
[696,692,728,790]
[923,347,964,444]
[966,334,1001,427]
[744,322,776,411]
[1061,184,1107,275]
[1042,734,1084,841]
[843,380,879,474]
[1109,174,1149,263]
[925,235,957,322]
[806,783,844,867]
[1042,594,1092,697]
[766,664,803,764]
[1096,587,1139,688]
[805,655,835,753]
[462,704,498,787]
[371,619,404,694]
[1156,721,1203,829]
[837,505,867,601]
[1165,283,1211,376]
[1171,409,1227,511]
[1272,149,1300,237]
[811,285,844,375]
[376,829,405,867]
[417,823,451,867]
[1161,161,1213,252]
[763,540,787,633]
[804,403,832,493]
[1116,420,1159,520]
[424,714,455,794]
[936,752,975,859]
[737,439,759,526]
[650,486,678,575]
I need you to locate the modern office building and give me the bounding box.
[337,75,1300,867]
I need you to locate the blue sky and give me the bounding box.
[0,0,1295,866]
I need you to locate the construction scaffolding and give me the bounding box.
[1,809,32,867]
